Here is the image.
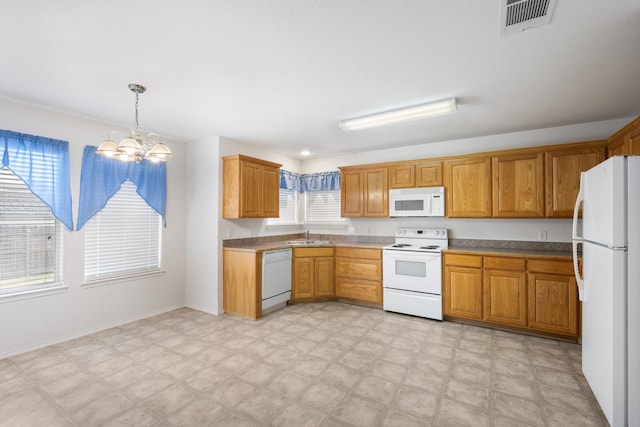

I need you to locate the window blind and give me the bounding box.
[267,188,298,225]
[0,168,62,293]
[304,190,343,223]
[84,180,161,281]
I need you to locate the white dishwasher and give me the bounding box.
[262,248,292,314]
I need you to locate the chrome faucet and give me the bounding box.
[304,230,310,242]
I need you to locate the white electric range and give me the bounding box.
[382,228,448,320]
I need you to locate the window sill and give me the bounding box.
[82,270,166,289]
[0,282,68,304]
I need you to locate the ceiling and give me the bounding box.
[0,1,638,159]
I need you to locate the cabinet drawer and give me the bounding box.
[335,278,382,304]
[444,253,482,268]
[335,257,381,281]
[528,259,573,275]
[293,247,334,258]
[335,247,381,260]
[483,257,525,271]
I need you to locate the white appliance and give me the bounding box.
[572,155,639,427]
[382,228,448,320]
[389,187,445,217]
[262,248,292,314]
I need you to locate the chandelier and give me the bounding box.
[96,83,172,162]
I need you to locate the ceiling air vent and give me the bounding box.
[501,0,557,35]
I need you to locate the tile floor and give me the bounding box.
[0,302,608,427]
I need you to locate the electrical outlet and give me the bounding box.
[227,229,233,238]
[538,230,547,241]
[347,226,355,233]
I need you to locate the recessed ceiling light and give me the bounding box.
[338,98,457,131]
[300,150,311,156]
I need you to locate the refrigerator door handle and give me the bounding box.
[572,171,586,301]
[572,172,585,241]
[572,240,586,301]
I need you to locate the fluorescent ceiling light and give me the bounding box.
[339,98,457,131]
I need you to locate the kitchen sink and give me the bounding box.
[286,240,333,245]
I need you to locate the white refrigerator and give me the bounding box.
[572,155,639,427]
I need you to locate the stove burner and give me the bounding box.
[420,245,440,250]
[391,244,411,248]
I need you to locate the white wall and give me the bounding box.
[300,117,634,242]
[0,99,187,358]
[185,137,220,314]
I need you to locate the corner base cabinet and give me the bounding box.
[292,247,335,301]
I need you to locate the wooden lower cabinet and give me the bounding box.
[223,249,262,320]
[527,259,578,336]
[444,252,579,339]
[335,247,382,304]
[292,247,334,301]
[443,254,483,319]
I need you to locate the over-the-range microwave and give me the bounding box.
[389,187,445,217]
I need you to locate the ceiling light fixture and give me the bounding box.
[96,84,172,162]
[300,150,311,156]
[338,98,458,131]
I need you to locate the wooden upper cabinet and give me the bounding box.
[340,169,364,217]
[444,157,492,217]
[389,165,415,189]
[340,167,388,217]
[389,161,442,189]
[607,116,640,157]
[222,154,282,219]
[416,161,443,187]
[545,145,605,217]
[492,153,544,217]
[364,167,388,217]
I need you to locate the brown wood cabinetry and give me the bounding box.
[292,247,334,300]
[443,254,483,319]
[222,154,281,219]
[389,161,442,188]
[545,145,605,217]
[444,157,492,217]
[527,259,578,336]
[339,166,388,217]
[492,153,544,217]
[607,117,640,157]
[483,257,527,327]
[444,251,579,340]
[223,249,262,320]
[335,247,382,304]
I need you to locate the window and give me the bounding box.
[84,180,162,282]
[304,189,343,224]
[267,188,299,225]
[0,168,63,294]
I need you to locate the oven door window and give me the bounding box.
[395,260,426,278]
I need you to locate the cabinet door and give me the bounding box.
[415,161,443,187]
[545,147,604,217]
[444,266,483,319]
[262,166,280,218]
[363,167,389,217]
[341,169,364,217]
[293,258,315,299]
[444,158,492,217]
[240,161,263,217]
[389,165,415,189]
[492,153,544,217]
[527,272,578,336]
[483,269,527,327]
[315,257,335,298]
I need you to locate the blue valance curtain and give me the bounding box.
[76,145,167,230]
[0,129,74,230]
[280,170,340,193]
